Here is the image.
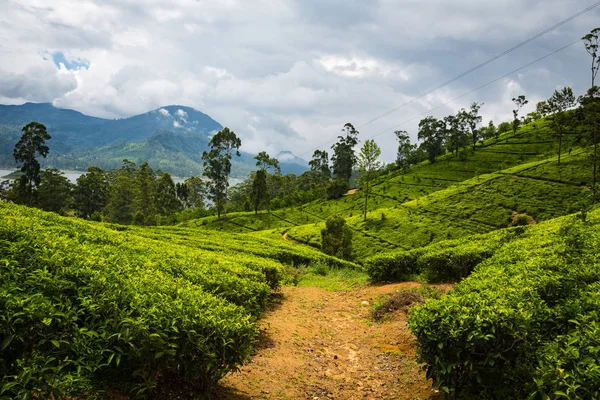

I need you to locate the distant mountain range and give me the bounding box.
[0,103,308,177]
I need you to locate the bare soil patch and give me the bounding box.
[218,283,446,400]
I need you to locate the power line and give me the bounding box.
[357,1,600,129]
[367,38,582,140]
[298,1,600,159]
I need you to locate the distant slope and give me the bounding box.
[183,118,592,261]
[0,103,308,177]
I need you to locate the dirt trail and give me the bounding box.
[345,188,358,195]
[218,284,445,400]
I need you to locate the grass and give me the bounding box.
[294,265,370,291]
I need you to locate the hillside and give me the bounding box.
[182,118,592,261]
[0,103,308,177]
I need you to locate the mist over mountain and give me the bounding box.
[0,103,307,177]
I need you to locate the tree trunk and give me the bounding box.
[363,181,368,221]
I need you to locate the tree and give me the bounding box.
[331,123,359,183]
[201,127,242,218]
[321,215,352,260]
[155,172,181,217]
[444,113,468,156]
[309,150,331,180]
[251,169,268,214]
[580,86,600,203]
[134,162,157,225]
[536,100,552,118]
[512,95,529,136]
[12,122,51,206]
[357,139,382,221]
[481,120,497,140]
[105,162,137,225]
[418,116,446,163]
[548,87,577,165]
[74,166,109,219]
[463,102,483,150]
[36,169,73,214]
[183,176,208,209]
[395,130,416,173]
[582,27,600,87]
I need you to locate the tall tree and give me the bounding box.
[580,86,600,203]
[463,102,483,150]
[13,122,51,206]
[512,95,529,136]
[252,151,280,213]
[331,123,359,183]
[582,27,600,87]
[133,162,157,225]
[201,127,241,218]
[444,113,468,156]
[155,172,181,217]
[418,116,446,163]
[74,166,109,219]
[548,87,577,165]
[395,130,416,173]
[105,161,137,225]
[36,169,73,215]
[357,139,382,221]
[309,149,331,180]
[251,169,268,214]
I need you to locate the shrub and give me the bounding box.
[409,215,600,398]
[321,215,353,260]
[326,179,350,200]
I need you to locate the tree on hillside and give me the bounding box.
[252,151,280,214]
[201,127,242,218]
[444,113,468,156]
[13,122,51,206]
[74,166,109,219]
[580,86,600,203]
[512,95,529,136]
[155,172,181,218]
[582,27,600,87]
[105,161,137,224]
[462,102,483,150]
[536,100,552,119]
[321,215,352,260]
[331,123,359,183]
[309,149,331,180]
[36,169,73,215]
[134,162,157,225]
[481,120,497,140]
[357,139,382,221]
[418,116,446,163]
[548,87,577,165]
[395,130,416,173]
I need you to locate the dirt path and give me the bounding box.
[345,188,358,195]
[217,284,443,400]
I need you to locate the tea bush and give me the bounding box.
[409,211,600,398]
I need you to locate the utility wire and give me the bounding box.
[357,1,600,129]
[367,38,583,140]
[298,1,600,158]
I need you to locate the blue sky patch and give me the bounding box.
[51,51,90,70]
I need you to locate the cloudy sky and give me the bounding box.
[1,0,599,162]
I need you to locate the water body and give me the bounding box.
[0,169,243,186]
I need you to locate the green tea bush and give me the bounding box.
[0,204,279,398]
[409,213,600,398]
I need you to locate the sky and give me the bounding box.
[1,0,599,162]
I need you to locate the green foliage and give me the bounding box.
[12,122,51,206]
[321,215,353,260]
[74,166,109,219]
[201,127,242,218]
[36,169,73,215]
[331,123,359,183]
[408,211,600,398]
[498,121,512,135]
[326,178,349,200]
[418,116,446,163]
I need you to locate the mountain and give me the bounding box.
[0,103,308,177]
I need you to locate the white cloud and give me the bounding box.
[0,0,599,162]
[158,108,170,117]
